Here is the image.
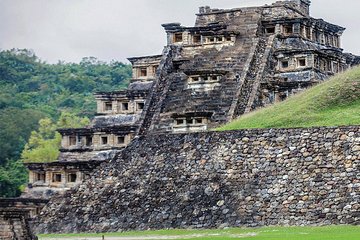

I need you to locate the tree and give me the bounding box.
[0,160,28,197]
[21,112,90,163]
[56,111,90,129]
[0,48,131,196]
[0,108,44,166]
[21,118,61,164]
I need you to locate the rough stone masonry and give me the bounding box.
[24,0,360,201]
[0,199,40,240]
[19,0,360,235]
[35,126,360,233]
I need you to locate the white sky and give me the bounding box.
[0,0,358,64]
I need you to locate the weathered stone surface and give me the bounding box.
[24,0,360,199]
[0,199,44,240]
[0,210,36,240]
[23,161,104,199]
[35,126,360,233]
[139,0,357,134]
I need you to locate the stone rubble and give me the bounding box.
[35,126,360,233]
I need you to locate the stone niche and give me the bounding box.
[127,55,162,82]
[59,127,135,151]
[170,32,236,47]
[59,128,94,150]
[275,51,346,77]
[276,53,314,72]
[95,90,148,115]
[186,74,222,92]
[91,132,133,151]
[262,17,344,49]
[23,161,103,199]
[96,98,146,115]
[172,112,212,133]
[27,163,84,189]
[184,70,227,93]
[162,22,237,47]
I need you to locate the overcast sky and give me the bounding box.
[0,0,358,64]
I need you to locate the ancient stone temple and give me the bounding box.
[139,0,355,134]
[0,198,47,239]
[25,0,359,199]
[23,59,156,198]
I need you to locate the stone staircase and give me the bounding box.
[138,9,273,132]
[227,38,260,122]
[244,35,276,114]
[230,35,275,119]
[159,37,262,127]
[137,45,181,135]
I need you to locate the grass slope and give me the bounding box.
[218,66,360,131]
[38,226,360,240]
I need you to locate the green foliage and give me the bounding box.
[0,48,131,197]
[21,134,61,164]
[0,48,131,118]
[0,160,28,198]
[56,111,90,129]
[0,108,45,165]
[218,66,360,131]
[22,112,90,163]
[0,108,44,197]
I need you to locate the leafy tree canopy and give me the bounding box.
[21,112,90,163]
[0,160,28,198]
[0,48,131,197]
[0,108,45,165]
[0,48,131,117]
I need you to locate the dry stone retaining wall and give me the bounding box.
[36,126,360,233]
[0,209,37,240]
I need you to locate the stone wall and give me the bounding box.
[23,161,104,199]
[152,8,267,132]
[0,210,36,240]
[35,126,360,233]
[137,1,355,135]
[0,199,38,240]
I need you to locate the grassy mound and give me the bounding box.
[218,66,360,131]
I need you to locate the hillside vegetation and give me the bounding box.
[0,49,131,197]
[218,66,360,131]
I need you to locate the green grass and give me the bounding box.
[38,226,360,239]
[217,66,360,131]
